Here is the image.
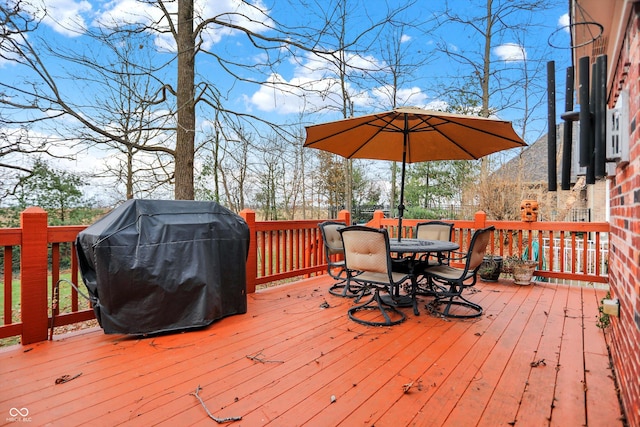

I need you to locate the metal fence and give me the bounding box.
[542,237,608,276]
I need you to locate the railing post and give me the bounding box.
[369,210,385,228]
[20,207,49,344]
[240,209,257,294]
[474,211,488,229]
[337,210,351,225]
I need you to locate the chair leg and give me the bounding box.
[410,276,420,316]
[426,284,482,319]
[329,280,370,298]
[415,280,436,296]
[329,271,370,298]
[347,288,406,326]
[329,278,353,297]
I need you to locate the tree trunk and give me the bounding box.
[479,0,493,179]
[126,145,134,199]
[175,0,196,200]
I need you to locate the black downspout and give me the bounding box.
[561,66,574,190]
[547,61,557,191]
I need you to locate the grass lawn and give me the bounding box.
[0,272,94,347]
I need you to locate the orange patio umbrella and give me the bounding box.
[303,106,527,239]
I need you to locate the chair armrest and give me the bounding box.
[443,251,468,263]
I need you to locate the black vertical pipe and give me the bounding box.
[594,55,607,178]
[561,66,574,190]
[578,56,591,168]
[547,61,557,191]
[586,62,596,184]
[397,113,408,242]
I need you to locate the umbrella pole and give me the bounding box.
[398,160,406,242]
[397,115,409,242]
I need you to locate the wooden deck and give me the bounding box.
[0,276,624,426]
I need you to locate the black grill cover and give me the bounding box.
[76,199,249,335]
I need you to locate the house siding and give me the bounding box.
[607,5,640,426]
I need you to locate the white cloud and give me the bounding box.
[248,51,399,114]
[31,0,93,37]
[198,0,274,45]
[246,46,445,115]
[31,0,274,51]
[559,13,570,32]
[493,43,527,62]
[92,0,160,27]
[93,0,273,52]
[0,33,24,68]
[248,72,349,114]
[370,85,429,108]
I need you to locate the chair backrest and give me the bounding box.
[416,221,453,241]
[466,226,495,271]
[339,226,391,276]
[319,221,345,256]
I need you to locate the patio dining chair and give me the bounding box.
[319,221,366,298]
[423,226,495,318]
[413,220,454,294]
[415,220,454,266]
[339,225,412,326]
[416,220,454,241]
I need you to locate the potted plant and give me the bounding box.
[501,255,518,277]
[502,255,537,285]
[479,255,503,281]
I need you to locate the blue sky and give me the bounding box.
[3,0,572,124]
[1,0,573,202]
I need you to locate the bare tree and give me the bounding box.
[218,123,253,212]
[1,0,418,203]
[426,0,561,220]
[0,5,75,200]
[0,126,60,199]
[74,29,175,200]
[372,21,431,216]
[432,0,555,176]
[0,3,178,200]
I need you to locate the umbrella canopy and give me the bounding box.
[303,107,527,238]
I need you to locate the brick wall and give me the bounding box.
[607,5,640,426]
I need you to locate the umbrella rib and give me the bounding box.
[412,115,524,143]
[304,114,392,142]
[305,113,403,158]
[414,116,479,159]
[304,110,526,162]
[348,127,386,158]
[349,113,412,158]
[406,115,525,160]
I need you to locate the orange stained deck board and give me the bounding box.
[581,287,625,426]
[319,290,503,424]
[0,276,624,426]
[551,283,589,427]
[475,283,552,427]
[407,284,540,427]
[513,282,571,426]
[371,286,520,426]
[439,283,548,427]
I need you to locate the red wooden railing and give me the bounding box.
[239,209,350,293]
[369,210,609,284]
[0,208,608,345]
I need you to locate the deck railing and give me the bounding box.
[0,207,609,345]
[239,209,350,293]
[368,210,609,284]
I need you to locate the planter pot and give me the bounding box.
[512,261,537,285]
[479,256,503,282]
